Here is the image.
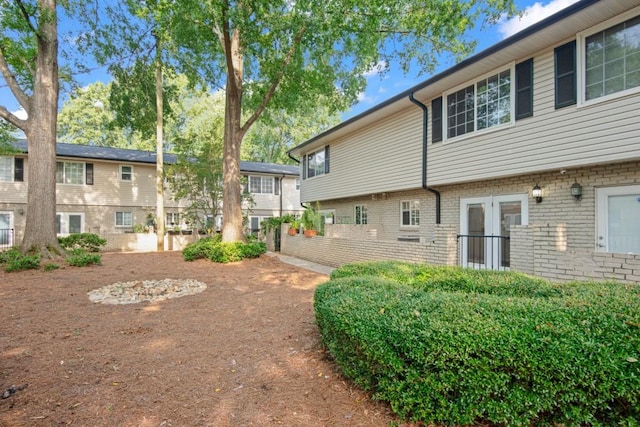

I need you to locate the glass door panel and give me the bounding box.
[608,194,640,254]
[467,203,486,265]
[498,201,522,268]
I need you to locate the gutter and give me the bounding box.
[286,153,307,210]
[409,92,441,224]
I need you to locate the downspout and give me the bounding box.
[409,92,441,224]
[279,174,284,217]
[287,152,307,210]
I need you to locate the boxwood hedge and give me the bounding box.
[182,235,266,263]
[315,261,640,426]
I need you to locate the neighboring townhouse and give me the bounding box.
[0,140,301,248]
[287,0,640,283]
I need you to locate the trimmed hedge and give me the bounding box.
[182,235,266,263]
[315,261,640,426]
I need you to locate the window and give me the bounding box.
[303,146,330,179]
[249,176,274,194]
[249,216,272,236]
[555,41,577,108]
[0,212,13,246]
[120,165,133,181]
[166,212,180,227]
[295,178,300,190]
[0,157,12,182]
[401,201,420,226]
[56,213,83,235]
[584,14,640,102]
[355,205,368,225]
[597,185,640,254]
[442,68,514,140]
[115,211,133,227]
[56,161,85,185]
[515,58,534,119]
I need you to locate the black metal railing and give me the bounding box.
[0,229,15,249]
[456,234,511,271]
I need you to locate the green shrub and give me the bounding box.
[0,248,41,272]
[43,263,60,272]
[66,249,102,267]
[182,236,265,263]
[58,233,106,252]
[315,262,640,426]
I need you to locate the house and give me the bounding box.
[0,140,301,250]
[286,0,640,284]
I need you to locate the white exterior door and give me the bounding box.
[0,212,13,246]
[460,194,528,269]
[596,185,640,254]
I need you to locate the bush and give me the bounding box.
[182,235,266,263]
[58,233,106,252]
[315,262,640,426]
[66,249,102,267]
[0,248,41,272]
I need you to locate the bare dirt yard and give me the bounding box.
[0,251,404,426]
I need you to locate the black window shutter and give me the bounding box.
[516,58,534,119]
[14,158,24,182]
[302,155,307,180]
[243,175,248,193]
[274,177,280,195]
[85,163,94,185]
[324,146,330,174]
[554,41,576,109]
[431,97,443,143]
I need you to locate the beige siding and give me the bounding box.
[244,175,302,216]
[301,108,423,202]
[427,48,640,185]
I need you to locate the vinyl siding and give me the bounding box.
[301,108,423,202]
[427,47,640,186]
[245,175,301,214]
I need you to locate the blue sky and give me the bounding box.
[2,0,580,122]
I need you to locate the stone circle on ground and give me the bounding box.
[88,279,207,305]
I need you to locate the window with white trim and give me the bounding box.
[0,157,13,182]
[115,211,133,227]
[401,201,420,226]
[249,176,274,194]
[307,148,325,178]
[295,178,300,190]
[166,212,180,227]
[120,165,133,181]
[56,213,84,235]
[444,67,513,140]
[355,205,368,225]
[56,161,85,185]
[583,13,640,102]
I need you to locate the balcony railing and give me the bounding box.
[456,234,511,271]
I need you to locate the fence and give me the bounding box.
[456,234,511,271]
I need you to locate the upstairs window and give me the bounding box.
[0,157,13,182]
[120,165,133,181]
[584,14,640,101]
[56,161,85,185]
[249,176,276,194]
[442,67,514,141]
[302,146,330,179]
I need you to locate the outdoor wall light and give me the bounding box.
[570,181,583,201]
[532,184,543,204]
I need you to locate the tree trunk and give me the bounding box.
[221,29,246,243]
[21,0,62,258]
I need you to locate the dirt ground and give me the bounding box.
[0,251,405,427]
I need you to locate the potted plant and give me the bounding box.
[301,204,321,238]
[288,219,301,236]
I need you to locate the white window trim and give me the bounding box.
[119,165,133,182]
[56,161,86,185]
[577,6,640,107]
[306,147,326,179]
[400,200,420,228]
[0,211,14,247]
[249,175,275,194]
[354,204,368,225]
[56,212,85,235]
[115,211,133,227]
[0,156,14,182]
[442,62,516,144]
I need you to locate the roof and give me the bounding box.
[13,140,299,176]
[289,0,607,155]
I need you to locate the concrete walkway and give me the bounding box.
[266,252,335,276]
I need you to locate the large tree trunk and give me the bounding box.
[221,29,246,243]
[21,0,62,258]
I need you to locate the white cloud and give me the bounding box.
[12,107,28,120]
[497,0,581,39]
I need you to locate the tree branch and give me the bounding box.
[241,25,306,135]
[16,0,38,35]
[0,46,31,112]
[0,105,28,130]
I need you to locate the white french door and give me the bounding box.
[460,194,528,270]
[596,185,640,254]
[0,212,13,246]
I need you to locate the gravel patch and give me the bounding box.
[88,278,207,304]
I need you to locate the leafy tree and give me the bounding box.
[0,0,63,256]
[154,0,516,243]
